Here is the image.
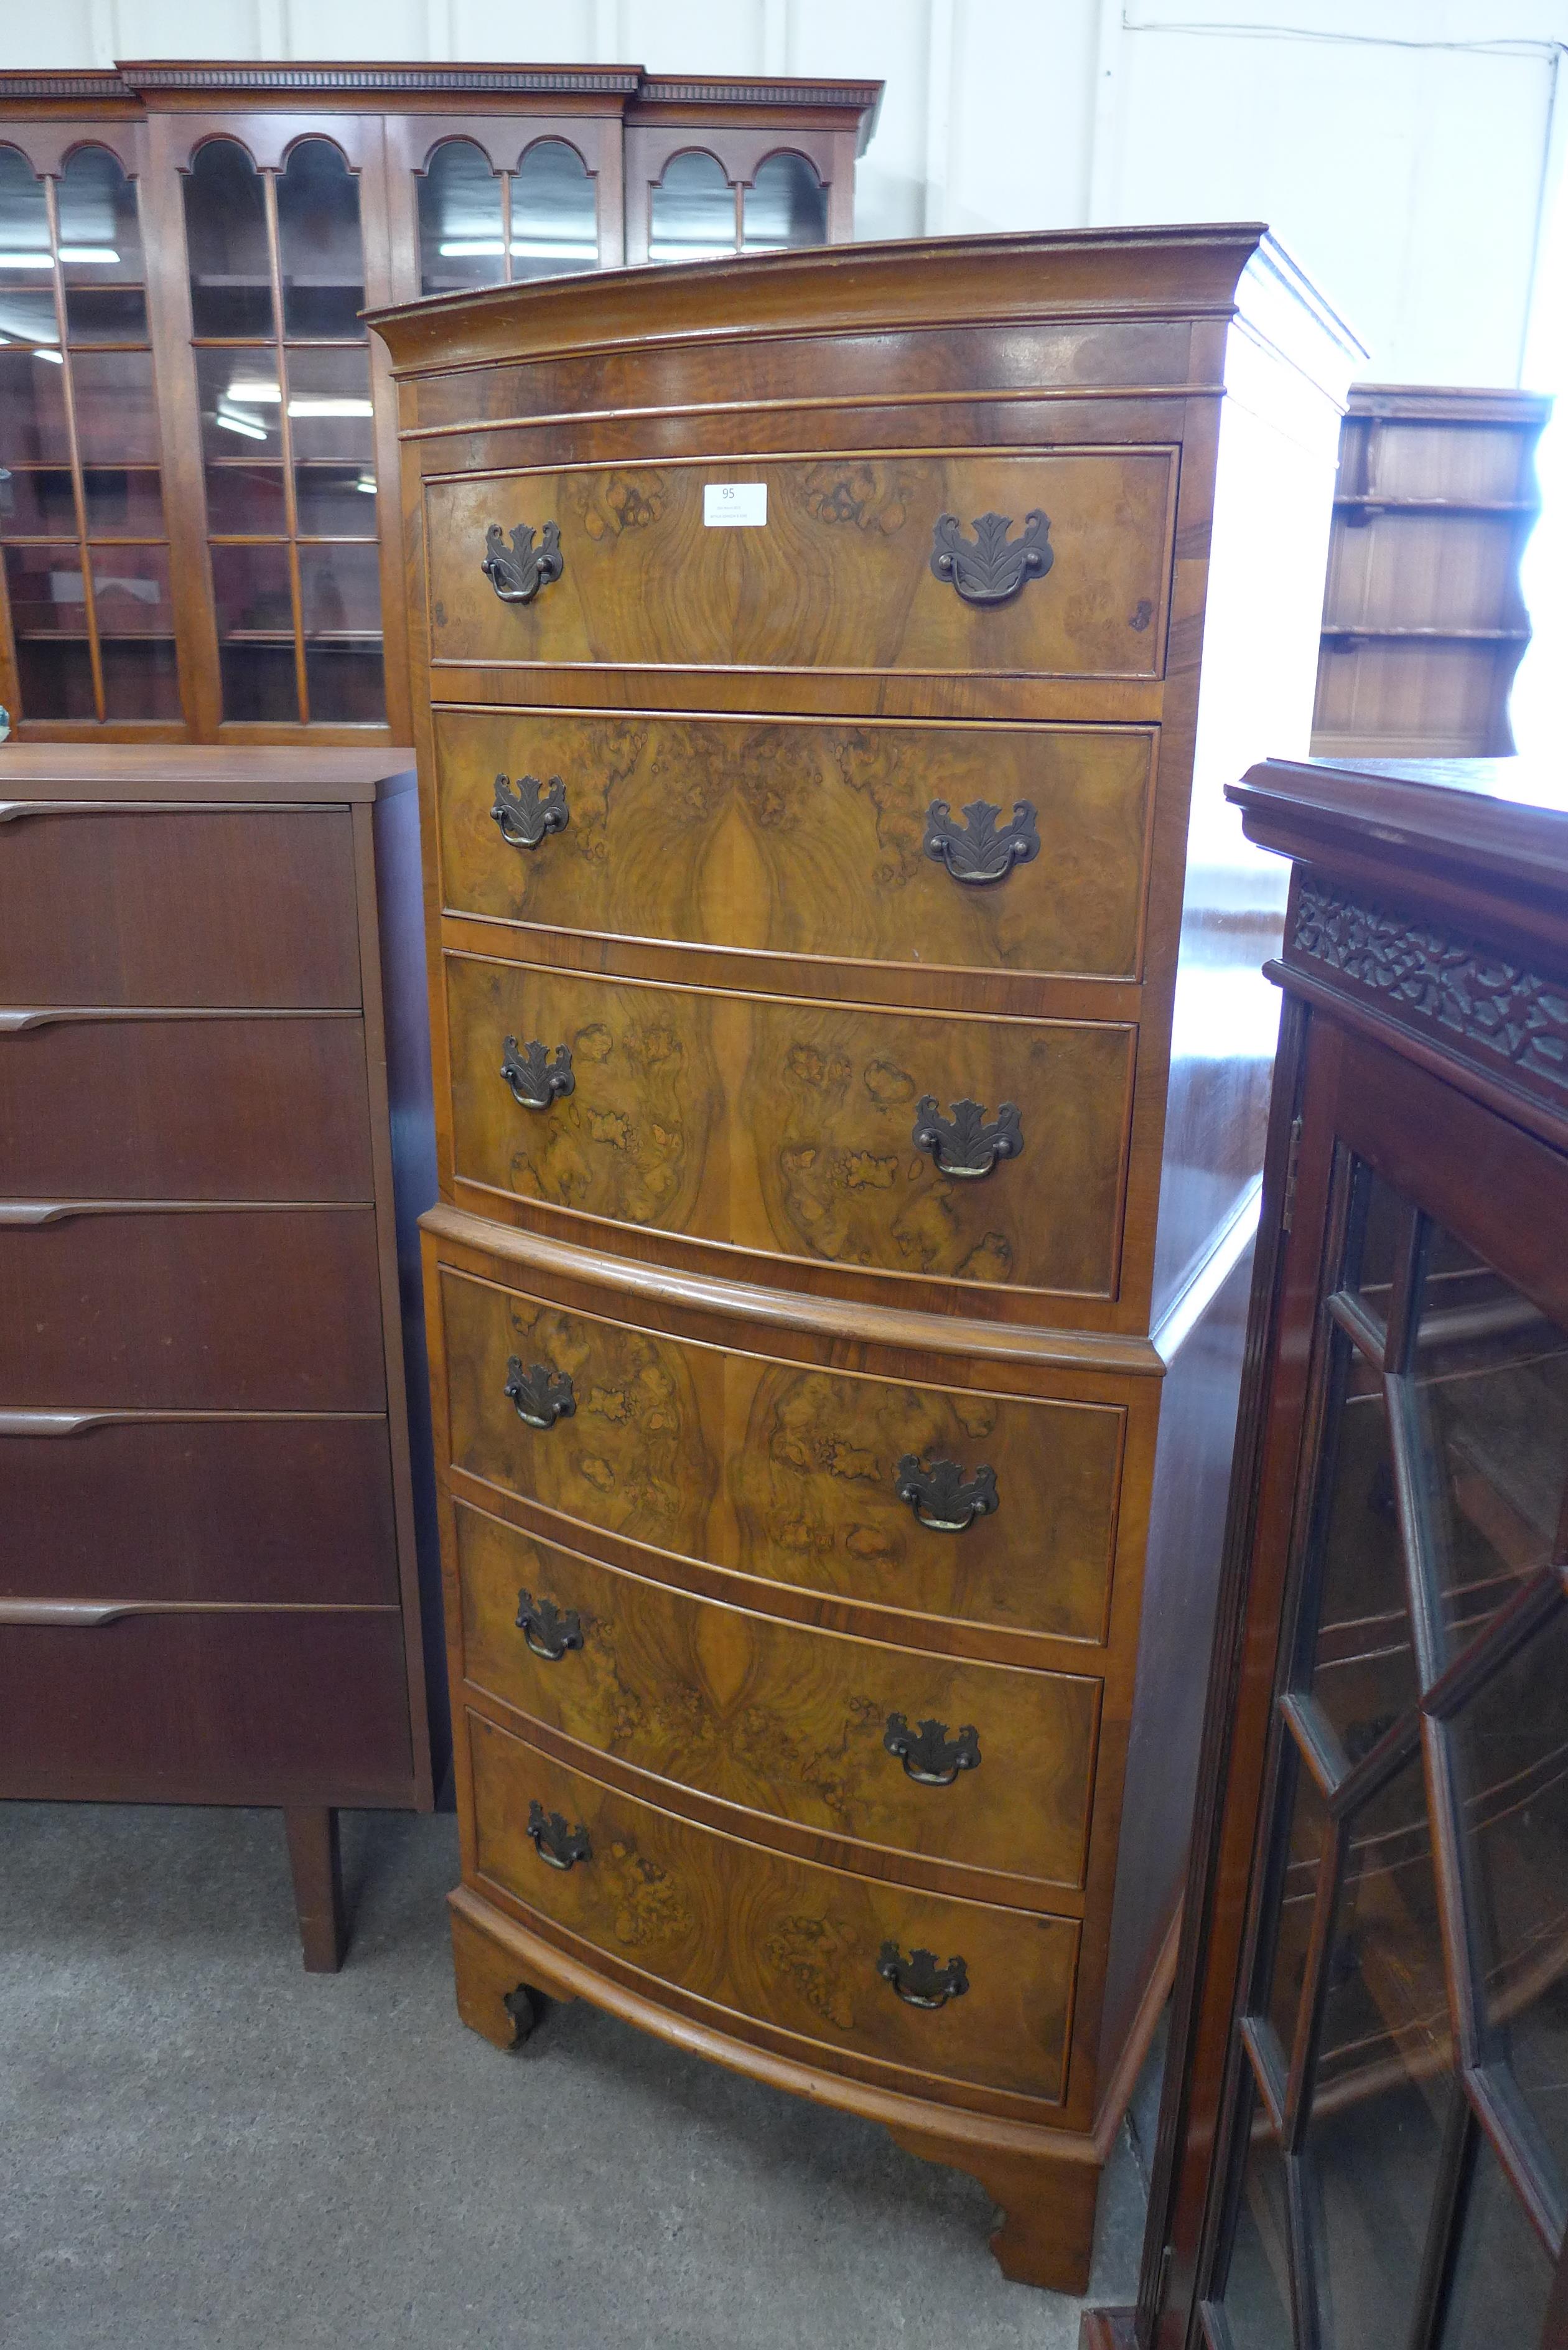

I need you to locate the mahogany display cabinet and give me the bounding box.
[368,222,1361,2290]
[0,59,879,744]
[1086,754,1568,2348]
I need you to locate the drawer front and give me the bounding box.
[0,1610,414,1804]
[440,1267,1122,1646]
[2,1416,399,1605]
[446,955,1133,1299]
[0,1208,387,1410]
[0,1016,373,1201]
[425,450,1174,681]
[434,708,1154,983]
[457,1504,1098,1889]
[0,807,361,1008]
[470,1708,1077,2102]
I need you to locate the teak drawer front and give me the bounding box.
[457,1504,1099,1890]
[0,1208,387,1411]
[0,1610,414,1805]
[2,1416,399,1606]
[440,1266,1123,1647]
[0,806,362,1009]
[0,1015,373,1201]
[445,955,1133,1299]
[425,451,1174,681]
[470,1708,1077,2103]
[434,708,1154,983]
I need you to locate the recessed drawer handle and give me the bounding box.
[911,1095,1022,1181]
[482,520,564,606]
[504,1355,576,1430]
[877,1941,969,2009]
[501,1035,574,1111]
[923,798,1039,886]
[895,1454,999,1533]
[492,771,568,851]
[515,1587,584,1662]
[929,509,1052,606]
[526,1799,592,1870]
[884,1712,981,1786]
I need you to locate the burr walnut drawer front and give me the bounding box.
[1,1415,400,1607]
[424,450,1175,681]
[0,1611,415,1806]
[443,954,1134,1300]
[0,1207,387,1411]
[437,1265,1125,1648]
[434,708,1155,984]
[0,805,362,1008]
[0,1014,373,1201]
[456,1502,1099,1892]
[469,1707,1078,2104]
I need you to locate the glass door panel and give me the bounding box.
[0,142,175,725]
[417,139,505,296]
[510,139,597,278]
[742,152,828,251]
[649,149,737,261]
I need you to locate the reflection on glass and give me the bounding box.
[94,543,177,719]
[1216,2095,1294,2348]
[300,542,385,723]
[650,149,735,262]
[284,346,373,464]
[185,138,273,339]
[1312,1752,1450,2100]
[0,143,50,262]
[742,152,828,251]
[1452,1601,1568,2197]
[0,342,68,463]
[3,541,93,714]
[511,139,597,278]
[276,139,364,339]
[70,349,158,465]
[1342,1161,1407,1331]
[59,147,147,342]
[83,467,164,538]
[418,139,504,296]
[1309,1337,1421,1759]
[197,345,282,462]
[305,635,385,724]
[294,467,375,537]
[1305,2080,1454,2350]
[1439,2131,1554,2348]
[1411,1227,1568,1654]
[212,539,296,722]
[0,463,73,534]
[1264,1744,1330,2068]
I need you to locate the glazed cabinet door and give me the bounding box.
[1185,1015,1568,2350]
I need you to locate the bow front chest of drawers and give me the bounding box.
[370,227,1360,2290]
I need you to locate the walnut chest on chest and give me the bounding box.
[370,226,1359,2291]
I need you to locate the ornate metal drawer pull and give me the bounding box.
[884,1713,981,1786]
[526,1800,592,1870]
[515,1588,584,1662]
[504,1356,576,1430]
[923,798,1039,886]
[895,1454,999,1533]
[492,772,568,851]
[911,1096,1022,1180]
[877,1942,969,2009]
[501,1036,574,1111]
[482,520,563,606]
[929,510,1052,606]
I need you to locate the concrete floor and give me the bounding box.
[0,1802,1159,2349]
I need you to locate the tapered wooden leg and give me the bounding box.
[284,1805,347,1973]
[889,2127,1104,2295]
[449,1894,575,2050]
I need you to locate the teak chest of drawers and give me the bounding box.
[370,227,1360,2290]
[0,747,438,1968]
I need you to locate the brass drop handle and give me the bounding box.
[504,1355,576,1430]
[492,772,568,851]
[911,1097,1022,1180]
[895,1454,999,1533]
[526,1800,592,1871]
[923,798,1039,886]
[884,1713,981,1787]
[929,510,1052,605]
[515,1588,584,1663]
[501,1036,574,1111]
[481,520,563,606]
[877,1942,969,2009]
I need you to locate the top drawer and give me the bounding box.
[0,805,362,1009]
[424,451,1175,683]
